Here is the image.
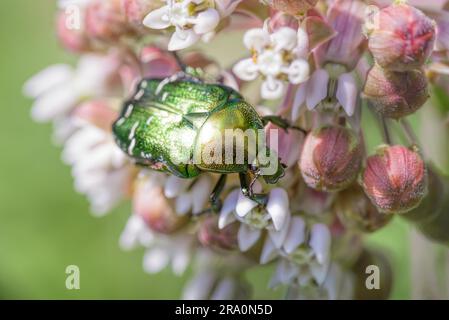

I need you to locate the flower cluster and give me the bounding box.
[24,0,449,300]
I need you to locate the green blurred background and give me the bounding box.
[0,0,411,299]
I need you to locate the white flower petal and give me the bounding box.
[191,176,212,214]
[219,189,239,229]
[23,64,73,98]
[164,175,189,198]
[211,278,235,300]
[143,248,170,274]
[215,0,242,17]
[283,216,306,254]
[171,244,191,275]
[310,260,330,285]
[182,272,215,300]
[237,224,261,251]
[193,8,220,34]
[268,214,290,248]
[296,28,309,57]
[243,28,269,51]
[175,193,192,215]
[271,27,298,51]
[306,69,329,110]
[119,215,147,250]
[336,73,358,116]
[310,223,331,265]
[261,78,284,100]
[232,58,259,81]
[31,85,78,122]
[235,191,258,217]
[287,59,310,84]
[260,238,279,264]
[291,83,307,121]
[143,6,171,30]
[266,188,289,231]
[168,29,200,51]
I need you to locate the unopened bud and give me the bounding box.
[198,216,239,251]
[333,185,392,233]
[262,0,318,16]
[363,64,429,119]
[299,126,362,192]
[85,0,133,42]
[367,3,435,71]
[362,145,427,214]
[56,11,91,53]
[133,181,188,234]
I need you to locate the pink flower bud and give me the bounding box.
[299,125,362,192]
[56,11,91,53]
[121,0,159,31]
[333,185,392,233]
[198,216,239,251]
[264,0,318,16]
[85,0,133,42]
[363,64,429,119]
[362,145,427,214]
[133,181,188,234]
[368,4,436,71]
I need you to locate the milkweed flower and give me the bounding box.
[219,187,291,251]
[143,0,242,51]
[23,54,122,122]
[233,25,310,100]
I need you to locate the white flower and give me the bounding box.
[164,175,213,215]
[262,217,332,286]
[62,123,131,215]
[120,214,194,275]
[143,0,241,51]
[182,250,251,299]
[24,54,121,122]
[291,68,359,119]
[219,187,291,252]
[233,25,310,100]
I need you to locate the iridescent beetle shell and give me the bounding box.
[112,79,284,182]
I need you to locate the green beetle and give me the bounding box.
[113,76,293,209]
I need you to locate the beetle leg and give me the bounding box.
[239,172,268,206]
[262,115,307,134]
[209,174,227,213]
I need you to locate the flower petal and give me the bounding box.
[175,193,192,215]
[143,6,171,30]
[168,29,200,51]
[31,85,78,122]
[235,191,258,217]
[291,83,307,121]
[23,64,73,98]
[191,176,212,214]
[260,238,279,264]
[287,59,310,84]
[271,27,297,51]
[193,8,220,34]
[268,214,290,248]
[336,73,358,116]
[143,248,170,274]
[237,224,261,251]
[261,77,284,100]
[266,188,289,230]
[232,58,259,81]
[164,176,190,199]
[310,223,331,265]
[219,189,239,229]
[283,216,306,254]
[243,28,269,51]
[306,69,329,110]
